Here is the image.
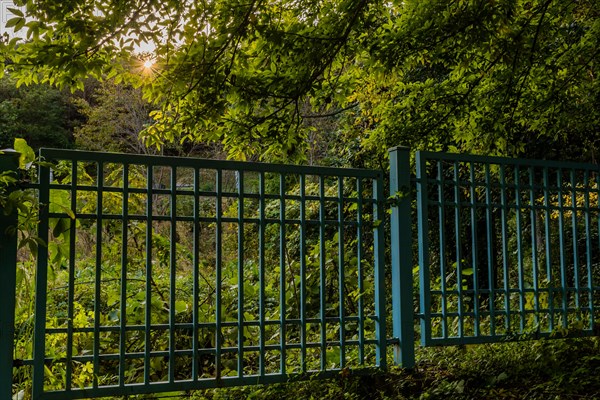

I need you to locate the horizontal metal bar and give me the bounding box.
[37,367,384,400]
[44,315,374,333]
[426,329,597,347]
[429,287,600,295]
[39,148,381,178]
[46,212,367,227]
[417,150,600,171]
[29,338,381,365]
[423,307,596,319]
[45,184,376,204]
[426,200,594,213]
[420,177,596,192]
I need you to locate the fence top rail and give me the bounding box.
[38,148,381,179]
[417,150,600,171]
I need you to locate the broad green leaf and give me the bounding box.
[13,138,35,169]
[174,300,188,314]
[7,7,24,17]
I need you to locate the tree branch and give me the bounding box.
[301,102,359,119]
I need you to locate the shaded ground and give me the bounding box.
[183,338,600,400]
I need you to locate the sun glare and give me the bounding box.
[143,59,155,69]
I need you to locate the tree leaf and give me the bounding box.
[13,138,35,170]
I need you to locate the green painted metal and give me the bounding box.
[94,160,105,390]
[299,174,307,372]
[19,148,385,399]
[279,173,287,374]
[356,178,365,365]
[416,152,432,344]
[32,158,50,399]
[120,164,129,386]
[373,171,387,368]
[0,150,19,400]
[237,170,245,377]
[7,145,600,399]
[388,147,415,368]
[319,176,327,372]
[337,176,346,368]
[144,164,153,385]
[415,150,600,346]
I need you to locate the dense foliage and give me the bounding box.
[71,80,153,153]
[0,77,78,149]
[2,1,599,162]
[3,1,600,398]
[347,1,600,162]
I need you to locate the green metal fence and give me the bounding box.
[5,148,387,399]
[0,150,19,400]
[415,151,600,346]
[4,146,600,399]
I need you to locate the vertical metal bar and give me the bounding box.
[416,152,431,345]
[258,172,266,377]
[356,178,365,365]
[469,162,480,337]
[529,167,540,329]
[93,163,104,389]
[169,167,177,383]
[557,169,568,328]
[595,172,600,329]
[33,153,51,399]
[192,168,200,381]
[65,161,77,391]
[319,176,327,371]
[596,171,600,329]
[373,172,387,368]
[279,173,287,374]
[570,169,580,312]
[438,162,448,338]
[337,176,346,368]
[514,166,525,332]
[0,151,19,400]
[388,147,414,368]
[543,167,554,331]
[237,171,244,377]
[499,165,511,332]
[299,175,307,372]
[453,161,464,337]
[215,169,223,379]
[144,166,154,384]
[119,164,129,386]
[597,172,600,330]
[484,163,495,337]
[584,170,594,329]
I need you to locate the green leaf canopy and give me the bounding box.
[2,0,599,162]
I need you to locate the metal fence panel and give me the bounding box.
[7,146,600,398]
[416,151,600,346]
[23,148,386,399]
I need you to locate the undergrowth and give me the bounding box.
[113,337,600,400]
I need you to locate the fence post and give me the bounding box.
[389,146,415,368]
[0,149,20,399]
